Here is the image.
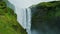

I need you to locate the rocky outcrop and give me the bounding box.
[31,1,60,34]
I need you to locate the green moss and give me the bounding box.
[31,1,60,30]
[35,1,60,9]
[0,1,27,34]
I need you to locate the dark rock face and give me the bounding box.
[31,1,60,34]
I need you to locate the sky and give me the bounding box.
[8,0,55,8]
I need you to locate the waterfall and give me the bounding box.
[15,7,31,34]
[26,8,31,34]
[16,8,27,29]
[7,0,56,34]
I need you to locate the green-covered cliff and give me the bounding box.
[31,1,60,34]
[0,1,27,34]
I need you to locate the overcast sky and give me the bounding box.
[8,0,55,8]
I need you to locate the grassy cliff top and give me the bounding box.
[31,1,60,16]
[0,1,27,34]
[36,1,60,7]
[31,1,60,8]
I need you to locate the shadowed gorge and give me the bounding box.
[0,1,27,34]
[31,1,60,34]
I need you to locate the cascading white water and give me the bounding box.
[26,8,31,34]
[7,0,55,34]
[16,8,31,34]
[15,7,31,34]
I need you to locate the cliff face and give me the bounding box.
[31,1,60,34]
[0,1,27,34]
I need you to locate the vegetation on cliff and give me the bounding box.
[0,1,27,34]
[31,1,60,34]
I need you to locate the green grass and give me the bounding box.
[0,1,27,34]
